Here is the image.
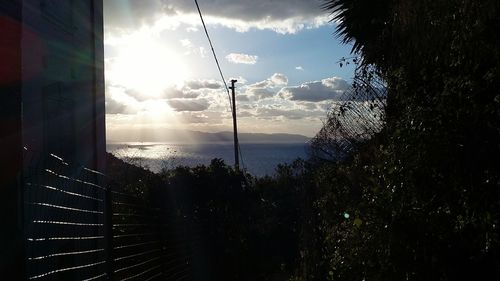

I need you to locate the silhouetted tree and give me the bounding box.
[296,1,500,280]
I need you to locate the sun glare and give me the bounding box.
[108,39,189,98]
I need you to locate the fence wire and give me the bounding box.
[309,71,387,161]
[22,149,196,281]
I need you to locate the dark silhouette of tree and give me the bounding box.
[322,0,392,65]
[300,1,500,280]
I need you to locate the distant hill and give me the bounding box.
[107,129,309,144]
[190,131,309,143]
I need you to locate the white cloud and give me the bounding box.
[188,0,330,34]
[229,76,248,84]
[168,98,210,112]
[278,77,350,102]
[201,14,330,34]
[253,105,324,121]
[180,39,192,48]
[184,79,222,90]
[225,53,258,65]
[295,66,304,71]
[179,112,210,124]
[244,73,288,99]
[103,0,164,29]
[237,94,250,102]
[104,0,331,34]
[107,86,139,105]
[297,101,320,110]
[270,73,288,86]
[248,73,288,88]
[246,88,275,100]
[163,87,188,99]
[179,111,224,125]
[199,47,207,58]
[105,98,127,114]
[238,111,255,117]
[179,39,207,57]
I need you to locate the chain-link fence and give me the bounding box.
[309,72,386,161]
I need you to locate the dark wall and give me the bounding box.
[20,0,105,170]
[0,0,105,278]
[0,1,26,279]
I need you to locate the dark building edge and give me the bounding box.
[0,0,26,279]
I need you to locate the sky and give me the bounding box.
[103,0,356,140]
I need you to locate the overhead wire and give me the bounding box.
[193,0,248,175]
[193,0,233,110]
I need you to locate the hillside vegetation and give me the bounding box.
[108,1,500,280]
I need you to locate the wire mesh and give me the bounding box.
[309,73,387,161]
[22,149,197,281]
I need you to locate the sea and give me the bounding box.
[106,142,310,177]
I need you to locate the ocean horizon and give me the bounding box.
[107,142,310,176]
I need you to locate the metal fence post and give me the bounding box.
[105,184,115,280]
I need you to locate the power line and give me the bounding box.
[193,0,232,110]
[193,0,248,175]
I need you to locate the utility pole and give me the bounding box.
[229,79,239,171]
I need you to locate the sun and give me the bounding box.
[108,38,189,98]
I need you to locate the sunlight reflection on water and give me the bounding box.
[107,142,309,176]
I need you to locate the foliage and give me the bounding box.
[158,159,310,281]
[106,152,163,200]
[106,2,500,280]
[295,1,500,280]
[107,153,311,281]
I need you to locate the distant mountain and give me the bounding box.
[107,129,309,144]
[190,131,310,143]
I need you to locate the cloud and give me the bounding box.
[226,53,258,65]
[106,98,127,114]
[163,88,187,99]
[178,111,224,124]
[132,79,224,101]
[255,107,322,120]
[184,79,222,90]
[244,73,288,99]
[179,39,207,57]
[103,0,164,29]
[270,73,288,85]
[297,101,320,110]
[104,0,331,34]
[169,0,325,22]
[200,13,330,34]
[180,38,193,55]
[199,47,207,58]
[123,87,187,100]
[249,80,272,89]
[167,0,330,34]
[179,112,209,124]
[180,38,192,48]
[246,88,275,100]
[278,77,350,102]
[295,66,304,71]
[229,76,248,84]
[168,98,210,111]
[240,104,256,110]
[238,111,255,117]
[124,89,149,101]
[105,85,142,115]
[126,79,226,101]
[236,94,250,102]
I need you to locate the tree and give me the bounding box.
[307,1,500,280]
